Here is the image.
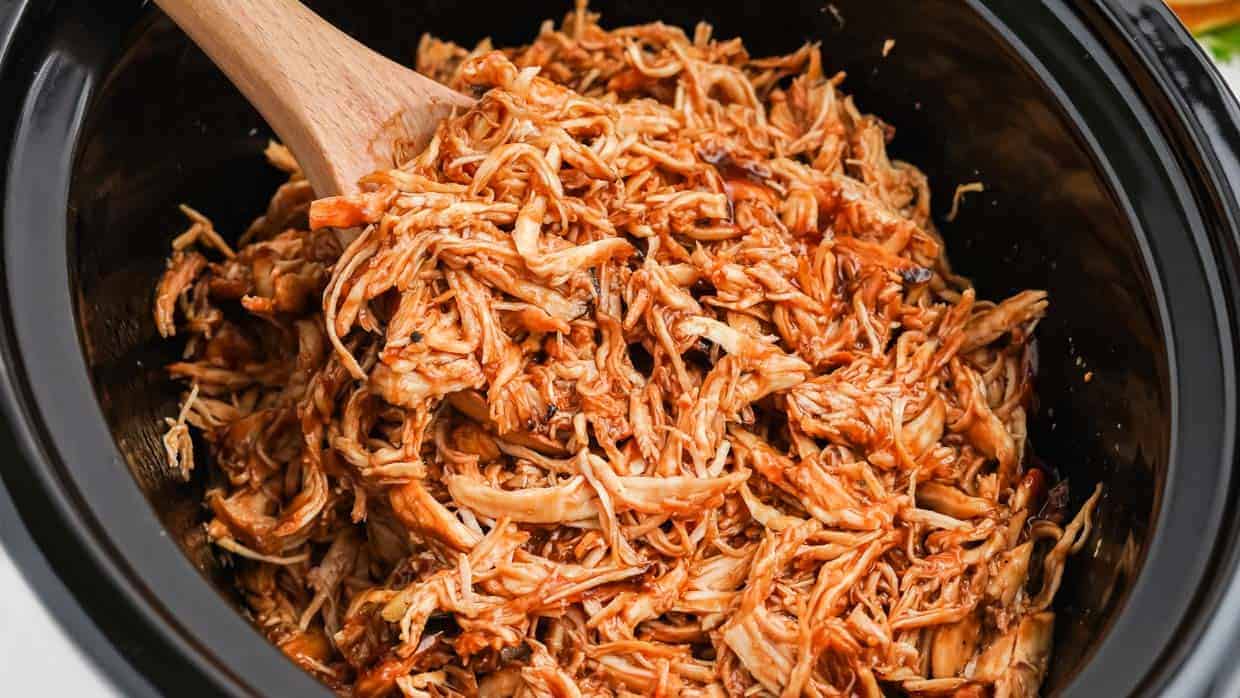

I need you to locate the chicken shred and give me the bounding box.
[153,3,1098,696]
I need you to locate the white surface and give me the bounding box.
[0,545,121,696]
[1219,55,1240,93]
[1211,33,1240,88]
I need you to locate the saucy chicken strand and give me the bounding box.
[154,3,1099,696]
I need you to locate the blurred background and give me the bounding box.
[1170,0,1240,87]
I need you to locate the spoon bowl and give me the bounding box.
[154,0,474,195]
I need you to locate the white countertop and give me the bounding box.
[0,545,121,696]
[1218,55,1240,93]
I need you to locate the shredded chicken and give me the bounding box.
[153,3,1098,696]
[944,182,984,223]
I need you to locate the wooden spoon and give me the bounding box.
[154,0,474,196]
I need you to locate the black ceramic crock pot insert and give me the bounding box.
[2,1,1240,696]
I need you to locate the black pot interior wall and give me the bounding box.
[69,0,1167,692]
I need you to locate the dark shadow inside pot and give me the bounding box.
[68,1,1167,693]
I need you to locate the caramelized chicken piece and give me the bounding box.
[961,290,1049,353]
[154,251,206,337]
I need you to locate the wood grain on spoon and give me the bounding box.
[154,0,474,196]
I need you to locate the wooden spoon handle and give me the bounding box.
[154,0,472,195]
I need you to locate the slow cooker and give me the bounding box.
[2,0,1240,695]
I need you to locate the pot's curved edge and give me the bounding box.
[1099,4,1240,696]
[0,1,337,696]
[961,1,1240,694]
[1077,1,1240,696]
[3,1,1240,697]
[0,432,157,698]
[0,2,153,697]
[0,3,265,697]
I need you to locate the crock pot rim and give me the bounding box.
[0,2,344,696]
[1,1,1238,696]
[1085,1,1240,695]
